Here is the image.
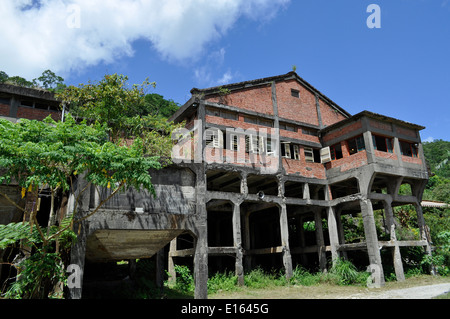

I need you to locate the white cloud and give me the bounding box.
[424,137,435,143]
[0,0,290,80]
[217,71,233,85]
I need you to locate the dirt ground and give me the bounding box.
[209,275,450,299]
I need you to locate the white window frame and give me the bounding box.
[282,142,291,158]
[293,145,300,160]
[304,147,314,163]
[206,128,223,148]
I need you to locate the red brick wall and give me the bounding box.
[323,121,363,143]
[205,85,274,115]
[319,98,347,126]
[0,103,10,116]
[325,150,368,172]
[401,155,422,165]
[283,149,326,179]
[374,150,397,161]
[276,80,319,126]
[17,107,61,121]
[369,119,392,132]
[397,126,417,138]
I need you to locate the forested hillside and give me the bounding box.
[423,140,450,203]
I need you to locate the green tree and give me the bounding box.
[34,69,66,92]
[56,73,182,160]
[56,74,155,140]
[0,114,163,298]
[143,93,180,119]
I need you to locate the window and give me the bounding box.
[258,118,273,128]
[293,145,300,160]
[400,140,418,157]
[330,143,343,160]
[266,138,275,156]
[291,89,300,98]
[229,134,239,151]
[281,142,291,158]
[245,135,259,153]
[206,107,237,120]
[347,135,366,155]
[20,100,33,107]
[279,122,296,132]
[35,103,49,110]
[372,134,393,153]
[304,147,314,163]
[320,147,332,163]
[302,128,317,136]
[244,116,257,124]
[206,128,223,148]
[222,110,237,120]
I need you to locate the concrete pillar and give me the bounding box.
[383,198,395,235]
[360,199,385,286]
[327,206,340,265]
[168,238,177,285]
[232,200,244,285]
[67,221,88,299]
[314,210,327,272]
[302,183,310,200]
[279,204,293,279]
[240,172,248,195]
[193,227,208,299]
[336,209,347,259]
[390,224,405,281]
[67,175,92,299]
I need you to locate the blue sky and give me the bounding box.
[1,0,449,141]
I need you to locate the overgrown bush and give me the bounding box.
[207,271,238,294]
[173,265,194,293]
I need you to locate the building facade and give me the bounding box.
[0,73,432,298]
[168,71,431,288]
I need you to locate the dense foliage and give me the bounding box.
[0,72,181,298]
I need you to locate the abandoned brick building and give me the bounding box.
[0,72,431,299]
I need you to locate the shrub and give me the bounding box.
[330,258,363,285]
[207,271,238,294]
[173,265,194,293]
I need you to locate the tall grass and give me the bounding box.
[168,259,371,296]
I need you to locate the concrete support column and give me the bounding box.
[279,203,293,279]
[327,206,340,265]
[232,200,244,286]
[193,227,208,299]
[390,224,405,281]
[383,198,395,235]
[240,171,248,195]
[168,238,177,285]
[336,209,347,259]
[314,210,327,272]
[360,199,385,286]
[302,183,310,200]
[67,221,88,299]
[67,174,92,299]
